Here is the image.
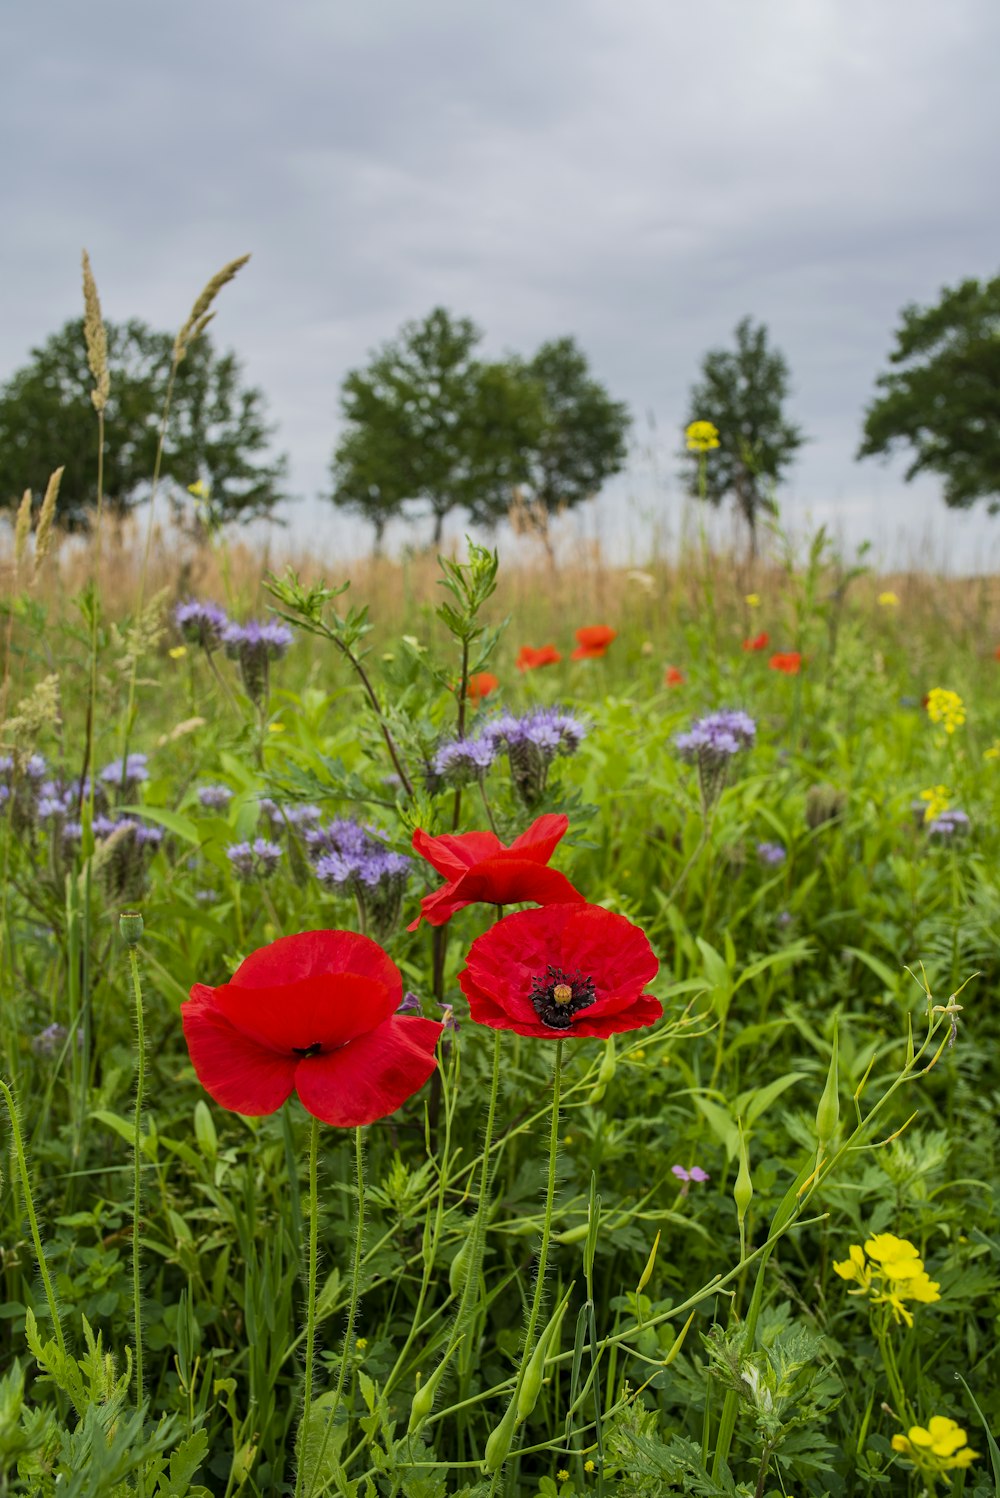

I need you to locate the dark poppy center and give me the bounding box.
[530,965,597,1030]
[292,1041,323,1059]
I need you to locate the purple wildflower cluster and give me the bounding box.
[0,754,49,833]
[93,815,165,900]
[927,809,970,839]
[197,784,234,811]
[675,709,756,807]
[756,841,787,866]
[174,600,228,652]
[226,838,284,883]
[223,619,295,705]
[431,736,499,787]
[308,818,412,941]
[99,753,150,798]
[259,798,322,832]
[483,707,589,808]
[32,1022,84,1059]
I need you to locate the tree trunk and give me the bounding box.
[372,516,386,557]
[432,508,445,547]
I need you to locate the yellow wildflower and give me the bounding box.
[878,591,899,607]
[984,740,1000,761]
[892,1416,978,1475]
[919,785,950,823]
[187,479,208,499]
[557,1471,570,1483]
[267,722,286,734]
[833,1233,940,1324]
[355,1337,368,1352]
[685,420,720,452]
[169,645,188,660]
[925,688,965,734]
[745,592,761,608]
[584,1460,596,1474]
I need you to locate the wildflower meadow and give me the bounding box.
[2,267,999,1498]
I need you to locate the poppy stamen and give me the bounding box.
[292,1041,323,1059]
[530,965,597,1030]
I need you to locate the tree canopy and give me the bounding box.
[0,318,288,530]
[329,309,629,547]
[858,273,1000,512]
[683,317,805,553]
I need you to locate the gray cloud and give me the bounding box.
[3,0,999,568]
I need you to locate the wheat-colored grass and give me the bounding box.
[81,250,109,413]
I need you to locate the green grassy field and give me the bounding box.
[1,521,998,1498]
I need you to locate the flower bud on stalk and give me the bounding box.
[734,1121,753,1261]
[483,1390,519,1474]
[588,1033,616,1102]
[815,1020,840,1161]
[517,1293,570,1424]
[407,1337,464,1434]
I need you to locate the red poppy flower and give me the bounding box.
[994,647,1000,661]
[459,902,662,1040]
[571,626,617,660]
[664,666,686,686]
[743,631,770,652]
[408,813,584,929]
[181,930,443,1126]
[466,672,499,701]
[517,644,562,672]
[769,652,802,674]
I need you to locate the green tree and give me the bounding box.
[858,273,1000,512]
[482,336,629,524]
[0,318,288,530]
[329,313,630,548]
[330,308,542,550]
[684,317,805,554]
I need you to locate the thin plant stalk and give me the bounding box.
[0,1080,66,1357]
[127,944,147,1414]
[294,1114,321,1498]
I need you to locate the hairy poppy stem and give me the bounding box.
[512,1040,563,1446]
[0,1079,67,1358]
[300,1124,365,1498]
[453,1029,503,1380]
[126,941,147,1439]
[295,1114,321,1498]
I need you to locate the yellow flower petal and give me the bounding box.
[169,645,188,660]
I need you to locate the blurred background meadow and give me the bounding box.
[3,3,1000,1496]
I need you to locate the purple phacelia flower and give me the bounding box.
[675,709,756,808]
[432,736,498,786]
[479,707,588,808]
[32,1022,84,1058]
[223,619,294,704]
[226,838,284,882]
[927,809,970,838]
[314,827,411,941]
[197,784,233,811]
[756,841,786,866]
[99,753,149,796]
[174,599,229,651]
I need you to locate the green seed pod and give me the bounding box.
[588,1034,616,1102]
[449,1236,470,1298]
[483,1390,518,1474]
[516,1295,568,1424]
[815,1020,840,1147]
[407,1336,463,1434]
[734,1124,753,1223]
[119,910,144,947]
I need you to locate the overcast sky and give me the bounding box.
[4,0,1000,569]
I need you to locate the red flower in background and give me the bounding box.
[743,632,770,652]
[181,931,442,1126]
[994,647,1000,661]
[769,652,802,674]
[459,902,662,1039]
[571,626,617,660]
[408,813,583,929]
[517,644,562,672]
[664,666,686,687]
[466,672,499,701]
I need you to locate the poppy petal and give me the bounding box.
[213,972,399,1054]
[508,813,570,863]
[182,990,297,1115]
[412,827,504,879]
[232,929,399,992]
[452,858,584,912]
[294,1015,444,1127]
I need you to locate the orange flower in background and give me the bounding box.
[571,626,617,660]
[769,652,802,674]
[466,672,499,701]
[994,646,1000,661]
[664,666,685,687]
[517,644,562,672]
[743,632,770,652]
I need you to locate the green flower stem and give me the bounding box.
[453,1029,503,1378]
[302,1125,366,1498]
[295,1114,321,1498]
[0,1079,66,1357]
[509,1039,564,1462]
[127,946,147,1414]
